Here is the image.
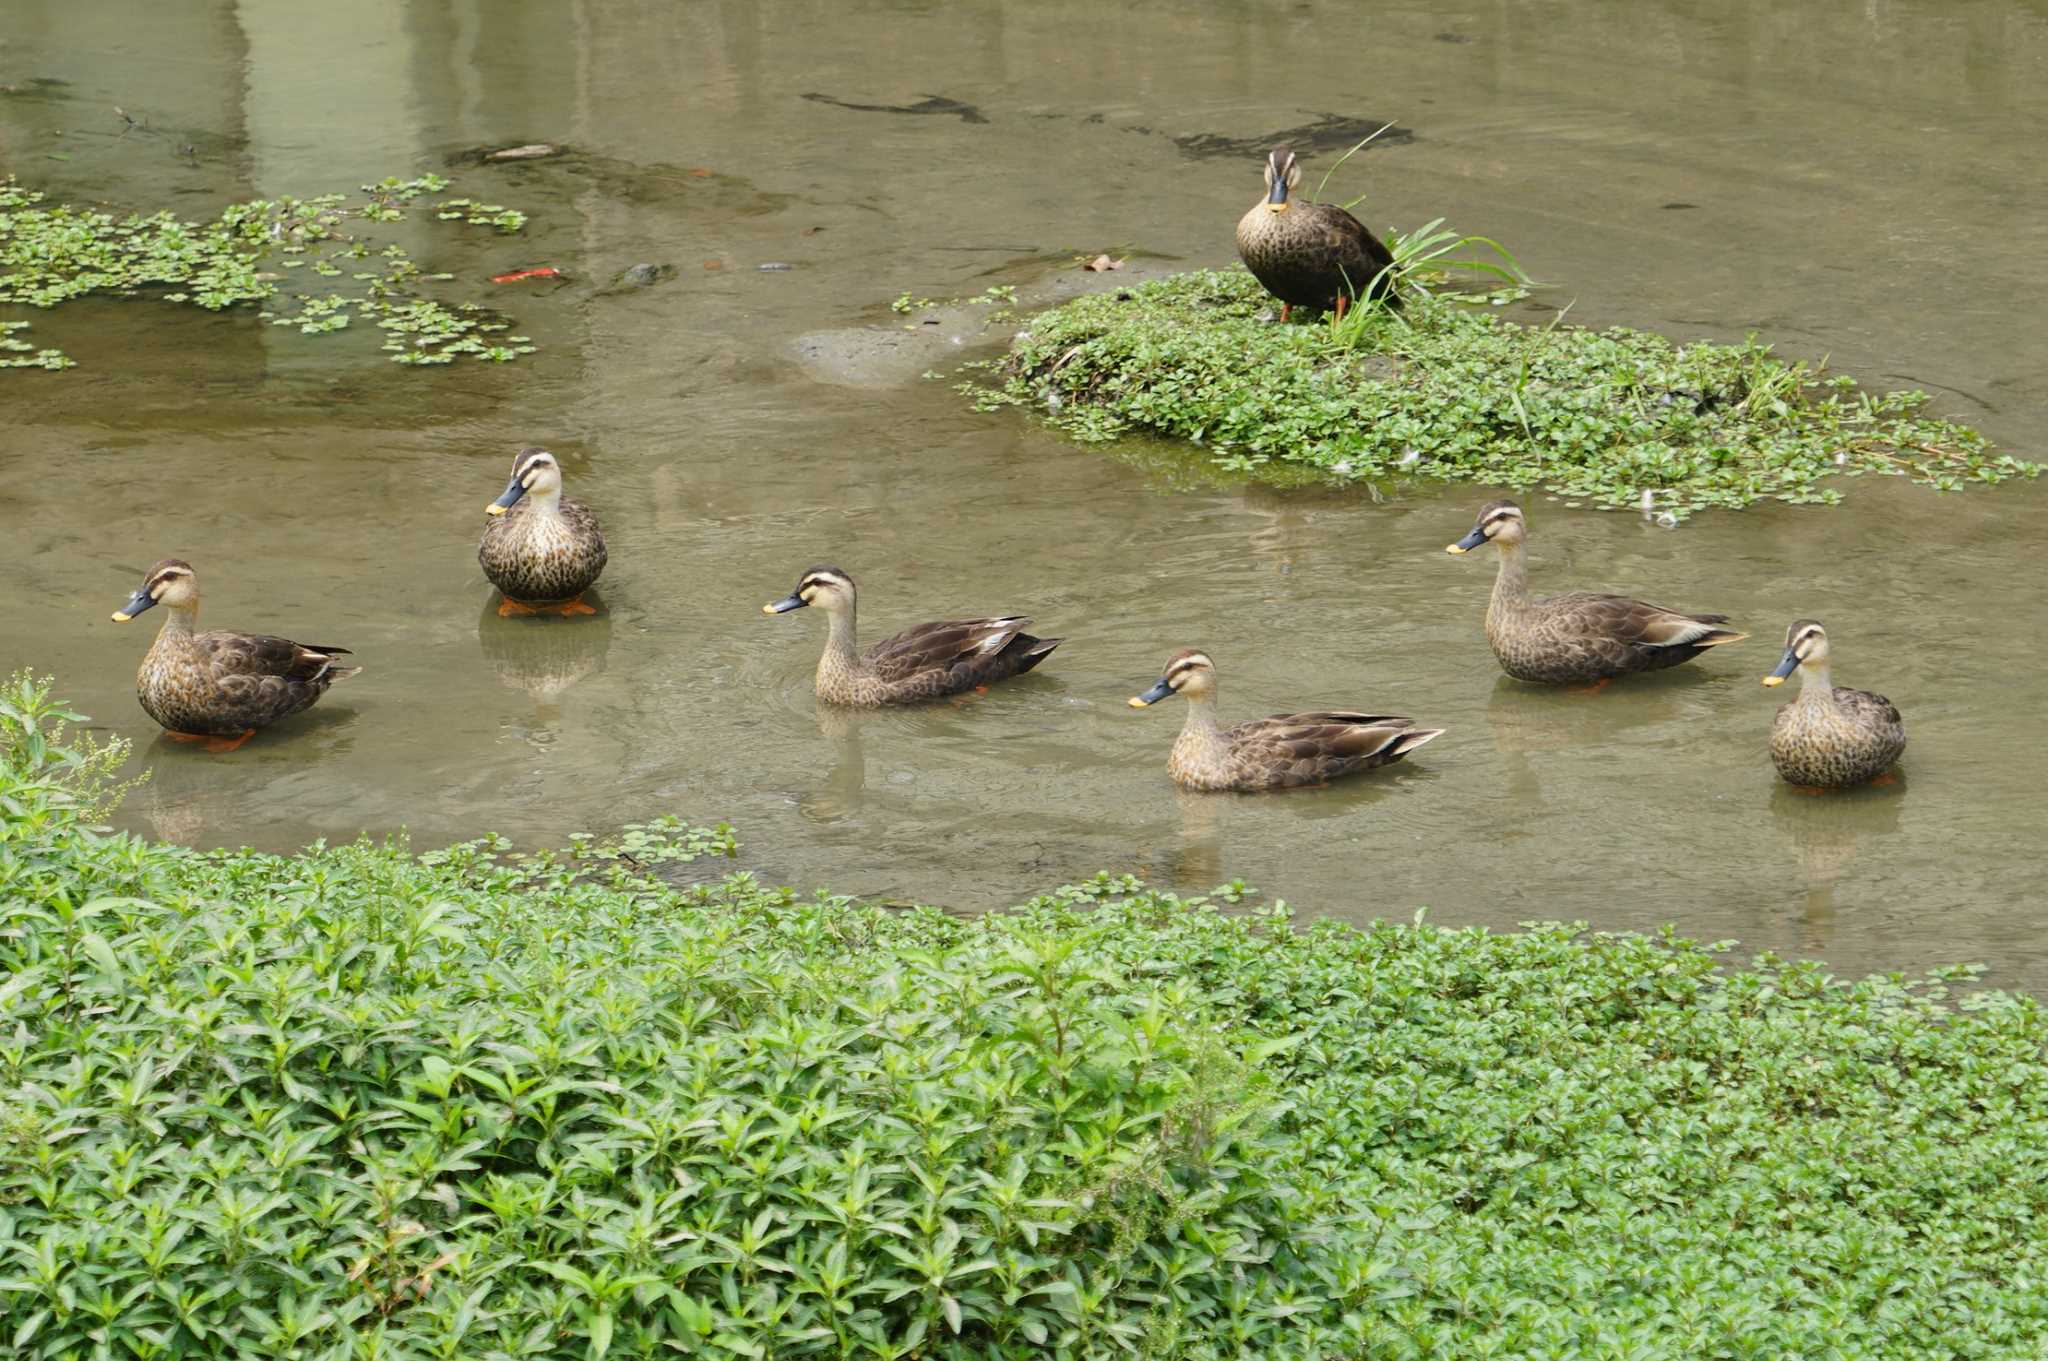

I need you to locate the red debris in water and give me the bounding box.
[490,267,563,283]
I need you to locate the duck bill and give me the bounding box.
[1761,650,1800,687]
[485,477,528,517]
[110,587,156,623]
[1446,527,1488,554]
[1127,678,1175,708]
[1264,181,1289,211]
[762,593,808,615]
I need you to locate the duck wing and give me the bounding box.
[1227,712,1444,784]
[1303,205,1399,294]
[863,616,1061,697]
[1834,686,1905,736]
[192,630,359,721]
[1539,592,1745,650]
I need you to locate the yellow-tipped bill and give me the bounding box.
[1129,677,1174,707]
[110,585,155,623]
[1761,674,1785,687]
[1444,543,1468,555]
[1127,695,1151,708]
[485,502,510,516]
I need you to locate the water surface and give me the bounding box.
[5,0,2045,985]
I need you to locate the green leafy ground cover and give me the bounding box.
[6,672,2048,1359]
[970,269,2035,518]
[0,176,536,370]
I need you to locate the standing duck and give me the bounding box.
[1762,620,1905,788]
[1446,500,1746,687]
[1235,146,1400,321]
[762,566,1061,706]
[110,559,358,751]
[1127,649,1443,792]
[479,447,607,615]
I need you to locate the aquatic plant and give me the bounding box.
[0,175,538,371]
[5,675,2048,1359]
[971,268,2033,518]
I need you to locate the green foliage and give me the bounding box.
[0,175,536,371]
[5,677,2048,1358]
[970,268,2034,518]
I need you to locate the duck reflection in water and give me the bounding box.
[799,705,869,824]
[476,592,613,724]
[1768,774,1907,957]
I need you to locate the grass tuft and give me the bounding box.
[968,268,2034,518]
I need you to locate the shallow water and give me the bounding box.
[5,1,2046,986]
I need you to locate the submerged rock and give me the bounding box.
[592,263,675,297]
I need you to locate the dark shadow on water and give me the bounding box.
[143,702,361,760]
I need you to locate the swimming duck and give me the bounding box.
[1128,648,1443,792]
[1762,619,1905,788]
[479,447,607,615]
[1235,146,1400,322]
[763,566,1061,706]
[1446,500,1745,686]
[110,559,358,751]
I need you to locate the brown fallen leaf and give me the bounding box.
[688,167,713,178]
[703,260,724,270]
[1082,254,1127,272]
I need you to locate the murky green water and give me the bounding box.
[5,1,2045,986]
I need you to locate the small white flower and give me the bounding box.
[1332,460,1353,475]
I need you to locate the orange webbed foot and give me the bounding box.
[552,595,598,616]
[1567,678,1614,696]
[168,729,254,752]
[1869,770,1900,787]
[497,596,541,617]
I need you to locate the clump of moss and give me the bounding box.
[969,269,2033,518]
[0,175,538,370]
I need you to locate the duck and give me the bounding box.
[1762,619,1905,788]
[109,558,358,751]
[479,447,607,616]
[763,566,1062,705]
[1446,499,1746,686]
[1235,146,1400,322]
[1127,648,1443,792]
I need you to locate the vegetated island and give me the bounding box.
[10,672,2048,1357]
[968,268,2037,519]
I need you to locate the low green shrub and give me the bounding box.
[968,268,2035,518]
[4,676,2047,1359]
